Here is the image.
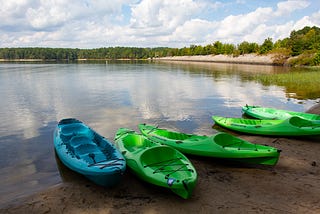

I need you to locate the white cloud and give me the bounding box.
[210,1,319,45]
[214,7,272,43]
[0,0,319,48]
[293,10,320,30]
[170,19,218,45]
[129,0,202,35]
[1,0,132,30]
[242,24,270,42]
[0,0,32,29]
[272,21,296,40]
[275,0,310,16]
[26,3,71,29]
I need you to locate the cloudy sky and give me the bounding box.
[1,0,319,48]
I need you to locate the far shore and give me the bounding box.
[0,59,44,62]
[1,54,319,67]
[0,54,277,65]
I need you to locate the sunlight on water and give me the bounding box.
[0,61,319,205]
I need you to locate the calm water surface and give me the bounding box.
[0,61,319,205]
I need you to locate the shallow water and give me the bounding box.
[0,61,319,205]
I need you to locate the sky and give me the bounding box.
[1,0,320,48]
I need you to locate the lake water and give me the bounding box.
[0,61,319,205]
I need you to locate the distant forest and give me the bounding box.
[1,26,320,66]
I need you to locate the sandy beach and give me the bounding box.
[154,54,277,65]
[1,103,320,214]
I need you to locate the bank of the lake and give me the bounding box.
[154,53,320,67]
[1,53,319,67]
[1,103,319,214]
[154,54,276,65]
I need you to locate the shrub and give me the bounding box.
[287,50,316,66]
[270,48,291,65]
[312,51,320,66]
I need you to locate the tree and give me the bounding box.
[212,41,223,55]
[1,26,320,63]
[223,43,235,55]
[238,41,259,54]
[259,38,273,54]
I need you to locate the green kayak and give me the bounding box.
[212,116,320,136]
[242,105,320,120]
[139,124,280,165]
[114,128,197,199]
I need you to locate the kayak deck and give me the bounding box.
[242,105,320,120]
[139,124,280,165]
[54,118,126,187]
[212,116,320,136]
[115,128,197,199]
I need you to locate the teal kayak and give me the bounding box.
[54,118,126,187]
[114,128,197,199]
[242,105,320,120]
[139,124,280,165]
[212,116,320,136]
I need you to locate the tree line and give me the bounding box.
[1,26,319,65]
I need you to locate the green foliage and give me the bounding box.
[287,50,318,66]
[288,26,320,56]
[238,41,259,54]
[273,38,290,49]
[223,43,236,55]
[0,47,158,60]
[312,51,320,65]
[212,41,224,55]
[259,38,273,54]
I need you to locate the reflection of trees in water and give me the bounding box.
[156,60,284,76]
[158,61,319,100]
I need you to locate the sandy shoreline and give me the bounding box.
[1,53,276,65]
[154,54,276,65]
[1,104,320,214]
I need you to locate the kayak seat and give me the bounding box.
[70,135,96,147]
[213,133,235,147]
[74,144,100,156]
[155,131,190,141]
[61,123,88,135]
[60,123,89,136]
[60,134,72,143]
[122,134,153,152]
[213,133,258,150]
[141,147,177,167]
[289,116,313,127]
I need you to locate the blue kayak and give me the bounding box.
[54,118,126,187]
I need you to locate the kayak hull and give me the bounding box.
[212,116,320,136]
[114,128,197,199]
[242,105,320,120]
[139,124,280,165]
[54,118,126,187]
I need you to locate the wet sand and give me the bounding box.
[1,104,320,214]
